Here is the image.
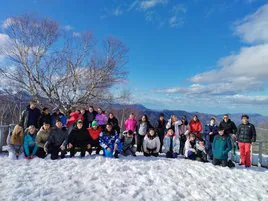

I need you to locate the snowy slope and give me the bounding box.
[0,154,267,201]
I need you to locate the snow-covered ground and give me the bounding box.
[0,153,267,201]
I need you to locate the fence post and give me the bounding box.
[258,142,263,167]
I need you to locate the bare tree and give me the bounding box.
[0,15,128,113]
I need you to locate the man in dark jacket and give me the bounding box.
[44,119,68,160]
[84,106,97,128]
[156,113,166,153]
[236,114,256,168]
[19,100,41,131]
[68,120,91,157]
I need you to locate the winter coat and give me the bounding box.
[143,135,161,153]
[24,133,39,156]
[99,130,121,150]
[124,118,137,132]
[204,124,218,143]
[36,127,51,148]
[212,134,232,160]
[19,105,41,130]
[83,110,97,127]
[162,134,180,153]
[121,134,136,151]
[40,113,52,127]
[184,140,197,157]
[67,112,81,127]
[156,119,166,136]
[96,114,108,126]
[218,119,237,135]
[189,121,203,138]
[87,127,102,141]
[45,127,68,147]
[6,132,23,154]
[108,117,120,133]
[51,112,67,127]
[236,123,256,143]
[68,127,91,147]
[137,121,153,136]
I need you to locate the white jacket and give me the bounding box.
[184,140,197,157]
[143,135,161,153]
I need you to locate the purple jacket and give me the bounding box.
[96,114,108,126]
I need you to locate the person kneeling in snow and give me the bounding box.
[99,123,122,158]
[143,128,161,157]
[184,133,197,160]
[68,120,91,157]
[162,128,180,158]
[212,128,232,167]
[6,125,24,160]
[121,130,137,157]
[87,120,102,155]
[196,139,208,162]
[36,121,51,158]
[24,125,39,159]
[44,119,68,160]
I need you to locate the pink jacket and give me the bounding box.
[124,118,137,132]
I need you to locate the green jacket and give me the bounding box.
[212,134,232,160]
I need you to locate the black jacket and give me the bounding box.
[19,105,41,130]
[236,123,256,143]
[68,127,91,147]
[46,127,68,147]
[108,117,121,133]
[156,120,166,136]
[218,119,237,135]
[84,111,97,127]
[40,113,52,126]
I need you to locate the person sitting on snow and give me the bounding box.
[184,133,197,160]
[44,119,68,160]
[87,120,102,155]
[143,128,161,157]
[196,139,208,162]
[36,121,51,158]
[23,125,39,159]
[162,128,180,158]
[99,123,122,158]
[6,125,24,160]
[120,130,137,157]
[212,128,232,167]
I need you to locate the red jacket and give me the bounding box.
[67,112,84,127]
[189,120,203,138]
[87,127,102,141]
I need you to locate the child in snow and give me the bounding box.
[196,139,208,162]
[44,119,68,160]
[184,133,197,160]
[87,120,102,155]
[99,123,122,158]
[143,128,161,157]
[212,128,232,167]
[36,121,51,158]
[23,125,39,159]
[121,130,137,157]
[162,128,180,158]
[6,125,24,160]
[124,113,137,132]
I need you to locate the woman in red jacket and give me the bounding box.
[189,115,203,139]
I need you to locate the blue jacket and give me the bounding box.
[23,133,39,156]
[204,124,218,143]
[162,135,180,153]
[212,134,232,160]
[99,130,121,150]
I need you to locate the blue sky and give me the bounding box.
[1,0,268,115]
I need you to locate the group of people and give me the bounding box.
[6,100,257,168]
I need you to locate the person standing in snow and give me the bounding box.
[99,123,122,158]
[87,120,102,155]
[68,120,91,157]
[236,114,256,168]
[124,113,137,132]
[162,128,180,158]
[23,125,39,159]
[189,115,203,140]
[166,115,178,132]
[120,130,137,157]
[19,100,41,131]
[137,115,153,152]
[204,117,218,160]
[51,108,67,127]
[36,121,51,158]
[6,125,24,160]
[95,107,108,130]
[83,106,97,128]
[155,113,166,153]
[184,133,197,160]
[143,128,161,157]
[178,116,190,155]
[212,128,232,167]
[108,113,121,134]
[39,107,52,127]
[44,119,68,160]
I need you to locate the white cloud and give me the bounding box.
[139,0,168,11]
[169,4,187,28]
[63,25,74,31]
[113,7,124,16]
[234,4,268,44]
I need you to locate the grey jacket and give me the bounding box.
[45,127,68,147]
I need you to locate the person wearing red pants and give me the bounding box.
[236,114,256,168]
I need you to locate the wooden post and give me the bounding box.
[258,142,263,167]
